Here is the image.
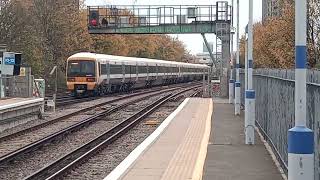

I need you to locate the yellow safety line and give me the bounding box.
[192,98,213,180]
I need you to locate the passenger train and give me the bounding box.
[66,52,209,96]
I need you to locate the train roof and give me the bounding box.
[68,52,209,68]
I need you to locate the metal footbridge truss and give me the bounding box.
[87,1,232,97]
[87,2,231,34]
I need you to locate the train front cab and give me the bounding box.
[66,59,97,96]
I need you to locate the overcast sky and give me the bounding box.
[85,0,262,54]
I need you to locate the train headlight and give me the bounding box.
[67,78,75,82]
[86,78,96,82]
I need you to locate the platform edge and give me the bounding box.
[104,98,191,180]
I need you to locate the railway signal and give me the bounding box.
[89,10,99,26]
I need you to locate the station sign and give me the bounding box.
[4,54,15,65]
[1,52,15,75]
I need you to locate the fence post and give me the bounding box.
[288,0,314,179]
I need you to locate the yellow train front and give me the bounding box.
[66,56,98,97]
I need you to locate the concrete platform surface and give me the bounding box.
[203,99,284,180]
[0,97,43,109]
[109,98,213,180]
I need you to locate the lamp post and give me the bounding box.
[245,0,255,145]
[288,0,314,179]
[229,0,235,104]
[234,0,240,115]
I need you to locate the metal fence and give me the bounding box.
[0,74,33,98]
[240,69,320,180]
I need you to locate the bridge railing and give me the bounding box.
[240,68,320,179]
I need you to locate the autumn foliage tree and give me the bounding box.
[0,0,190,79]
[240,0,319,69]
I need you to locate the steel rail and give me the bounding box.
[0,86,184,164]
[25,86,198,180]
[0,83,194,144]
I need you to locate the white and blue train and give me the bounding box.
[66,52,209,96]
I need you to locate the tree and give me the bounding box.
[0,0,191,82]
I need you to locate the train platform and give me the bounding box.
[0,97,44,132]
[105,97,285,180]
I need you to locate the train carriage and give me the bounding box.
[66,52,209,96]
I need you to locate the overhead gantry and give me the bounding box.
[87,1,233,96]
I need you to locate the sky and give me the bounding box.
[85,0,262,55]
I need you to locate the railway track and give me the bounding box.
[23,86,198,180]
[0,84,200,179]
[0,87,182,160]
[46,84,193,107]
[45,94,95,107]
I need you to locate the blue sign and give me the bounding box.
[4,56,15,65]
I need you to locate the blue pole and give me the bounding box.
[288,0,314,179]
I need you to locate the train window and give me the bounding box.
[101,64,108,75]
[150,66,157,73]
[67,60,95,77]
[138,66,145,74]
[132,65,137,74]
[125,65,131,74]
[159,66,164,73]
[139,66,148,74]
[110,64,123,74]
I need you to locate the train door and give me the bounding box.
[122,62,125,83]
[146,64,149,81]
[135,63,139,82]
[155,64,158,80]
[106,63,110,84]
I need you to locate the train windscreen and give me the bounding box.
[67,60,95,77]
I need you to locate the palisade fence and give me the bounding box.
[239,69,320,180]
